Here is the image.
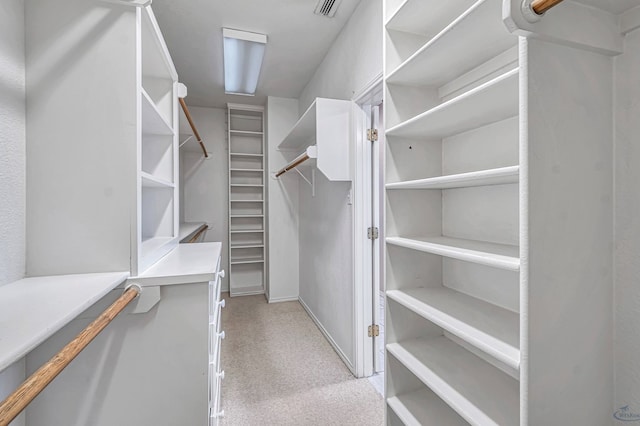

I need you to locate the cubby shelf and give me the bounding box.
[386,236,519,271]
[386,165,519,190]
[141,171,175,188]
[386,0,474,36]
[387,337,519,426]
[386,0,515,87]
[141,88,173,136]
[387,388,467,426]
[387,68,518,140]
[387,288,519,369]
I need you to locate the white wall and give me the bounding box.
[0,1,26,424]
[266,97,300,302]
[180,106,229,291]
[614,26,640,413]
[298,0,382,114]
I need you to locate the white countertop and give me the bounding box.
[0,272,129,372]
[129,242,222,287]
[179,222,208,243]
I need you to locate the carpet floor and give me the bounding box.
[219,294,384,425]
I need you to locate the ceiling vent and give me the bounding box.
[314,0,344,17]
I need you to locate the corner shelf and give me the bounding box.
[386,165,519,190]
[386,0,516,87]
[387,287,520,369]
[387,68,519,140]
[277,98,352,181]
[387,336,519,426]
[386,236,519,271]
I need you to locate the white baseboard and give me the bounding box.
[268,295,299,303]
[298,297,355,375]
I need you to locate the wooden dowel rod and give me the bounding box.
[531,0,564,14]
[275,154,310,178]
[188,226,209,243]
[0,286,140,426]
[179,98,209,158]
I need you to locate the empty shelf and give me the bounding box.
[386,0,474,36]
[141,236,174,253]
[231,244,264,249]
[387,336,519,425]
[387,388,468,426]
[230,200,264,203]
[387,287,519,369]
[386,166,519,190]
[386,236,519,271]
[230,215,264,218]
[387,68,518,140]
[230,184,264,187]
[230,230,264,234]
[141,172,175,188]
[387,0,516,87]
[230,152,264,157]
[230,130,263,136]
[230,259,264,265]
[230,168,264,172]
[141,88,173,135]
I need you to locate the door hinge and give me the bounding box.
[368,324,380,337]
[367,128,378,142]
[367,227,379,240]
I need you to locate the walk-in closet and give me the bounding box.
[2,0,640,425]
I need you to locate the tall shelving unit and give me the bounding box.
[384,0,618,424]
[384,0,520,424]
[227,104,267,296]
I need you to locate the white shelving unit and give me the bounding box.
[227,104,267,296]
[384,0,620,424]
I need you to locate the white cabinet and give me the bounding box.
[227,104,267,296]
[383,0,615,424]
[26,0,179,277]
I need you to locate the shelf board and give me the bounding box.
[141,88,173,135]
[387,336,519,426]
[230,285,265,297]
[231,244,264,249]
[230,200,264,203]
[386,236,519,271]
[386,0,474,36]
[230,152,263,157]
[387,68,518,140]
[386,166,519,190]
[141,171,175,188]
[141,236,174,254]
[387,287,519,369]
[230,184,264,187]
[278,100,317,151]
[230,259,264,265]
[230,168,264,172]
[387,388,468,426]
[386,0,516,88]
[230,130,263,136]
[230,215,264,218]
[230,230,265,234]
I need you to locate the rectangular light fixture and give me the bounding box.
[223,28,267,96]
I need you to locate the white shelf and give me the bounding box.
[230,259,265,265]
[230,200,264,203]
[387,68,518,140]
[141,171,175,188]
[230,168,264,172]
[230,215,264,218]
[230,230,264,234]
[386,236,519,271]
[386,0,474,36]
[387,336,519,426]
[386,166,519,190]
[228,285,264,296]
[387,388,468,426]
[230,152,263,157]
[230,184,264,187]
[231,244,264,249]
[0,272,129,372]
[230,130,263,136]
[141,236,174,255]
[387,287,519,369]
[141,88,173,135]
[131,242,222,286]
[278,100,318,151]
[386,0,516,87]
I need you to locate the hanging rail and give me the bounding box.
[179,98,209,159]
[531,0,564,14]
[275,146,317,178]
[0,285,141,426]
[188,225,209,243]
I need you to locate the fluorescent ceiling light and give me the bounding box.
[223,28,267,96]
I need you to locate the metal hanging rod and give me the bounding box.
[275,146,317,178]
[0,285,141,426]
[179,98,209,159]
[531,0,564,15]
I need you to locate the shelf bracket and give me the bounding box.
[294,167,315,197]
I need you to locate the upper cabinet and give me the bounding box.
[26,0,179,276]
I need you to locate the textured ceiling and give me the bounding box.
[152,0,362,108]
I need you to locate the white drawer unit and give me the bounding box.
[209,268,226,425]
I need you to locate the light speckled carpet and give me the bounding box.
[219,294,384,425]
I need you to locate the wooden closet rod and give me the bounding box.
[0,286,140,426]
[531,0,564,14]
[179,98,209,158]
[275,154,310,178]
[188,225,209,243]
